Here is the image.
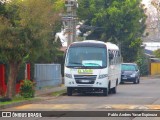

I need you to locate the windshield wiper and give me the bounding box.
[69,62,82,65]
[67,62,103,68]
[67,62,84,68]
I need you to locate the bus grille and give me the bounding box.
[74,75,97,84]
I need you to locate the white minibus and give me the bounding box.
[64,40,121,96]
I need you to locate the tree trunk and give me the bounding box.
[6,61,21,99]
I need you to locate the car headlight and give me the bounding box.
[130,73,136,77]
[98,74,108,79]
[65,73,72,78]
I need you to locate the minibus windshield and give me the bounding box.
[65,47,107,68]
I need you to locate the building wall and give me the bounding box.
[151,62,160,75]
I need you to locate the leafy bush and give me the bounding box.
[153,49,160,58]
[20,79,35,98]
[136,52,149,76]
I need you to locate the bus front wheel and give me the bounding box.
[103,88,108,96]
[67,87,72,96]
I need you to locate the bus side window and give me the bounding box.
[109,50,114,65]
[109,50,121,65]
[109,52,114,60]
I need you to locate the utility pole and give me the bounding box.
[62,0,78,47]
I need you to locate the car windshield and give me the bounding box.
[65,47,107,68]
[121,64,136,71]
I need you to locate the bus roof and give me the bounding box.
[70,40,119,50]
[105,42,119,50]
[70,40,105,48]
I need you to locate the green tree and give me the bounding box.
[154,49,160,58]
[77,0,146,62]
[136,50,149,76]
[0,0,64,99]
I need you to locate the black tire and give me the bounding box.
[108,82,111,94]
[103,88,108,96]
[133,78,138,84]
[112,86,117,94]
[137,78,140,84]
[112,80,118,94]
[103,82,110,96]
[67,87,72,96]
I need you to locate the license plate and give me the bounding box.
[122,77,127,79]
[81,80,90,83]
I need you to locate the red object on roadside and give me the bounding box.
[26,63,31,80]
[0,63,31,96]
[0,64,7,96]
[16,83,21,93]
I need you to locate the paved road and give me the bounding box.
[1,77,160,120]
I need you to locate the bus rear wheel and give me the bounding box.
[67,87,72,96]
[112,86,117,94]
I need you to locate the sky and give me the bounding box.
[142,0,151,8]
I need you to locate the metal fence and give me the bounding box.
[34,64,62,89]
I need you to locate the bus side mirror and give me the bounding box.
[109,53,114,60]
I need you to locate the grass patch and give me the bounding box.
[0,95,36,106]
[51,89,66,97]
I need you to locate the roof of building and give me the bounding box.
[143,42,160,57]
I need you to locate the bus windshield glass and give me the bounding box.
[65,47,107,68]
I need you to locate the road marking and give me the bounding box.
[12,104,160,110]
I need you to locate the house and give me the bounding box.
[143,42,160,75]
[143,42,160,58]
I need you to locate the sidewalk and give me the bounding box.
[0,84,66,110]
[141,75,160,80]
[35,84,66,97]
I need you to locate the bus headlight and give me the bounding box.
[65,73,72,78]
[98,74,108,79]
